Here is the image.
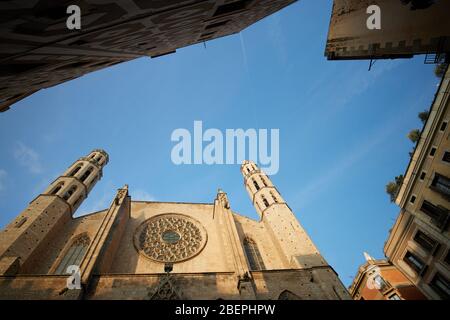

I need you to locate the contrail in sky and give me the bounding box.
[239,31,249,73]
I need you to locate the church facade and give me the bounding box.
[0,150,350,299]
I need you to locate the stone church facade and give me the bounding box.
[0,150,350,299]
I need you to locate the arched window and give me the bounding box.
[270,191,278,203]
[89,175,98,187]
[278,290,301,300]
[73,195,83,207]
[80,167,93,182]
[252,178,260,191]
[261,176,268,187]
[243,238,265,271]
[261,195,269,207]
[90,154,96,159]
[55,234,90,274]
[62,185,77,201]
[69,165,82,177]
[50,183,64,195]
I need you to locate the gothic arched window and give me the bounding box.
[80,167,93,182]
[252,178,260,191]
[278,290,301,300]
[50,183,64,195]
[73,195,83,207]
[270,191,278,203]
[89,175,98,188]
[55,234,90,274]
[243,238,266,271]
[69,165,82,177]
[62,185,77,201]
[261,176,268,187]
[261,195,269,208]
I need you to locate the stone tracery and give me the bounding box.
[134,214,207,263]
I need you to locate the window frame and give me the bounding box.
[403,250,427,276]
[252,178,260,191]
[388,293,401,300]
[442,150,450,164]
[50,182,64,195]
[413,229,439,255]
[429,146,437,157]
[80,167,93,183]
[419,170,427,181]
[54,234,90,275]
[419,199,449,230]
[69,165,82,177]
[243,237,266,271]
[430,172,450,199]
[429,272,450,300]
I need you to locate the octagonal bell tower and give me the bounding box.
[44,149,109,211]
[0,149,108,275]
[241,160,326,269]
[240,160,351,299]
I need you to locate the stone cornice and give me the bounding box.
[395,66,450,208]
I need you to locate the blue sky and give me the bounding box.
[0,1,441,286]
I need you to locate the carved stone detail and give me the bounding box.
[134,214,207,263]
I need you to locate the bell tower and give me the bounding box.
[241,160,327,269]
[240,161,351,299]
[0,149,108,275]
[43,149,108,207]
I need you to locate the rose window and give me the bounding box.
[134,214,207,263]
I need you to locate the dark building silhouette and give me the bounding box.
[0,0,296,112]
